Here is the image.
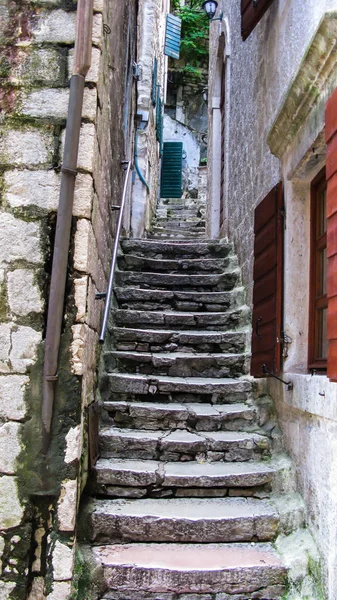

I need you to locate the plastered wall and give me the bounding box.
[207,0,337,596]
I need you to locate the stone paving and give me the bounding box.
[78,197,321,599]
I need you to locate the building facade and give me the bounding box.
[208,0,337,597]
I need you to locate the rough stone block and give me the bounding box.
[65,425,82,464]
[0,324,11,374]
[74,276,88,322]
[7,269,43,316]
[57,479,78,532]
[71,323,97,377]
[47,581,72,600]
[62,123,96,172]
[0,581,16,598]
[52,540,74,580]
[5,170,59,211]
[68,46,101,83]
[21,88,96,121]
[0,128,54,167]
[5,170,93,217]
[92,13,103,47]
[21,48,64,85]
[0,213,42,267]
[93,0,103,12]
[0,375,29,421]
[0,422,21,475]
[27,577,46,600]
[0,476,24,529]
[73,218,95,273]
[10,326,42,374]
[32,10,76,44]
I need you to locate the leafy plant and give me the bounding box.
[171,0,209,83]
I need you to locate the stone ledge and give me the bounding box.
[267,12,337,158]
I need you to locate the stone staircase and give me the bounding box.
[76,199,321,599]
[148,195,206,239]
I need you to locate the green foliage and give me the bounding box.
[171,0,209,83]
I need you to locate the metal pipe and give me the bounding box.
[134,129,150,190]
[42,0,94,457]
[99,161,132,343]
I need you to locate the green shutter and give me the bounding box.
[164,14,182,59]
[156,85,163,157]
[151,58,158,106]
[160,142,183,199]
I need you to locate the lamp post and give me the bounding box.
[201,0,223,21]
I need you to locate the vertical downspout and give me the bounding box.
[42,0,94,458]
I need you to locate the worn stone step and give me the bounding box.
[104,351,249,378]
[117,255,236,274]
[153,219,206,229]
[114,288,246,313]
[115,270,241,291]
[111,327,247,355]
[120,239,233,258]
[100,373,252,404]
[102,588,287,600]
[102,400,256,431]
[113,307,250,331]
[94,458,276,492]
[91,542,287,596]
[88,497,279,544]
[99,427,271,461]
[149,228,206,239]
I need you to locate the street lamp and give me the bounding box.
[202,1,223,22]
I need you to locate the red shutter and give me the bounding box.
[325,88,337,381]
[251,183,283,377]
[241,0,274,41]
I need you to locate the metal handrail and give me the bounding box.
[98,160,132,343]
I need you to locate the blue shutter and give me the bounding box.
[164,14,182,59]
[160,142,183,199]
[156,85,163,157]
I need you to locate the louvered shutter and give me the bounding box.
[251,183,283,377]
[151,58,158,106]
[160,142,183,199]
[325,88,337,381]
[156,88,163,158]
[164,14,182,59]
[241,0,275,41]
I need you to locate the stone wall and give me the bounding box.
[207,1,337,597]
[131,0,170,238]
[0,1,137,598]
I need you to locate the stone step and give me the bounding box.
[111,327,247,355]
[99,427,271,461]
[88,497,279,544]
[117,255,236,274]
[115,287,245,311]
[94,458,276,492]
[155,209,203,218]
[148,228,206,239]
[102,400,256,431]
[120,239,233,258]
[104,351,249,378]
[113,307,250,331]
[100,373,253,404]
[91,542,287,596]
[153,219,206,229]
[115,270,241,291]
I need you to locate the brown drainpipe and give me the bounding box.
[42,0,94,456]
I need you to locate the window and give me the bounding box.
[309,169,328,371]
[241,0,275,41]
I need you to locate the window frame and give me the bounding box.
[308,167,328,371]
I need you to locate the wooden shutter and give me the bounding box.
[151,58,158,106]
[164,14,182,59]
[325,87,337,381]
[251,183,283,377]
[156,86,163,157]
[160,142,183,199]
[241,0,275,41]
